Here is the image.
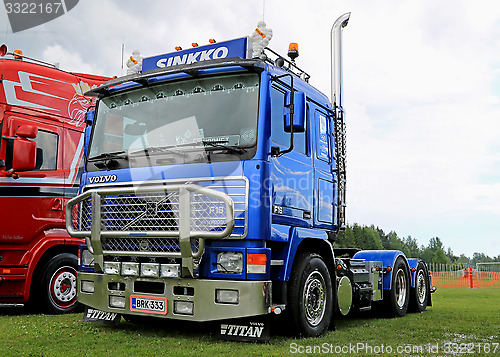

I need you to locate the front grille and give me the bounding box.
[67,178,247,256]
[101,236,203,255]
[102,237,180,253]
[102,191,180,232]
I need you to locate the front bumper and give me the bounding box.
[78,272,271,321]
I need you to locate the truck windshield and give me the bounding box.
[88,73,259,167]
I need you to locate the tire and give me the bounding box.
[410,262,429,313]
[40,253,81,314]
[288,253,333,337]
[386,256,410,317]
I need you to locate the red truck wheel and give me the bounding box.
[40,253,81,313]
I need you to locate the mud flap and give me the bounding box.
[216,316,270,342]
[82,306,121,325]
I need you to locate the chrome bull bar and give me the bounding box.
[66,184,235,277]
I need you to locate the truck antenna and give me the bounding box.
[121,41,125,73]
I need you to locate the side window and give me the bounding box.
[271,86,307,155]
[315,111,330,162]
[34,130,58,170]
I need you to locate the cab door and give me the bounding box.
[0,113,64,244]
[61,125,85,199]
[269,84,313,228]
[312,108,337,230]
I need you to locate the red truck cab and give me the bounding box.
[0,45,109,312]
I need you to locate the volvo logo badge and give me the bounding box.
[139,239,149,251]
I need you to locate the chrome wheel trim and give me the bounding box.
[49,266,77,308]
[416,270,427,305]
[303,270,327,326]
[395,268,407,309]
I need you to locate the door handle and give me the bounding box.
[50,198,62,211]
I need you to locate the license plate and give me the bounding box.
[130,295,167,315]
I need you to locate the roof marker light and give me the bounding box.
[209,39,216,44]
[192,43,198,47]
[0,44,7,57]
[175,46,182,51]
[14,49,23,60]
[288,43,299,62]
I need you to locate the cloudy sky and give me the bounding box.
[2,0,499,257]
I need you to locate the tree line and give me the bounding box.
[334,224,500,266]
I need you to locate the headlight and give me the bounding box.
[104,262,121,275]
[217,252,243,274]
[81,249,94,267]
[216,289,239,304]
[81,280,95,293]
[174,301,194,315]
[160,264,180,278]
[121,262,140,276]
[141,263,160,277]
[109,295,126,309]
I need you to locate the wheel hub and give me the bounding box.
[303,271,326,326]
[50,267,77,308]
[416,270,427,304]
[395,268,407,309]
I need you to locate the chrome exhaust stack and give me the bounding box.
[331,13,350,108]
[330,13,350,232]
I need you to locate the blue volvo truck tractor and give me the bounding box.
[66,13,432,338]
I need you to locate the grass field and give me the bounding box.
[1,288,499,356]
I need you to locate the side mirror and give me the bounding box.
[84,110,95,158]
[284,91,306,133]
[16,124,38,138]
[12,125,38,172]
[85,109,95,127]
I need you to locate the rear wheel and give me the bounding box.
[410,262,429,312]
[40,253,81,314]
[288,253,333,337]
[386,256,410,317]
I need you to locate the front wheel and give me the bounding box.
[288,253,333,337]
[40,253,81,314]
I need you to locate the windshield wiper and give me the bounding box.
[130,140,245,156]
[201,140,246,155]
[88,151,128,162]
[129,146,188,157]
